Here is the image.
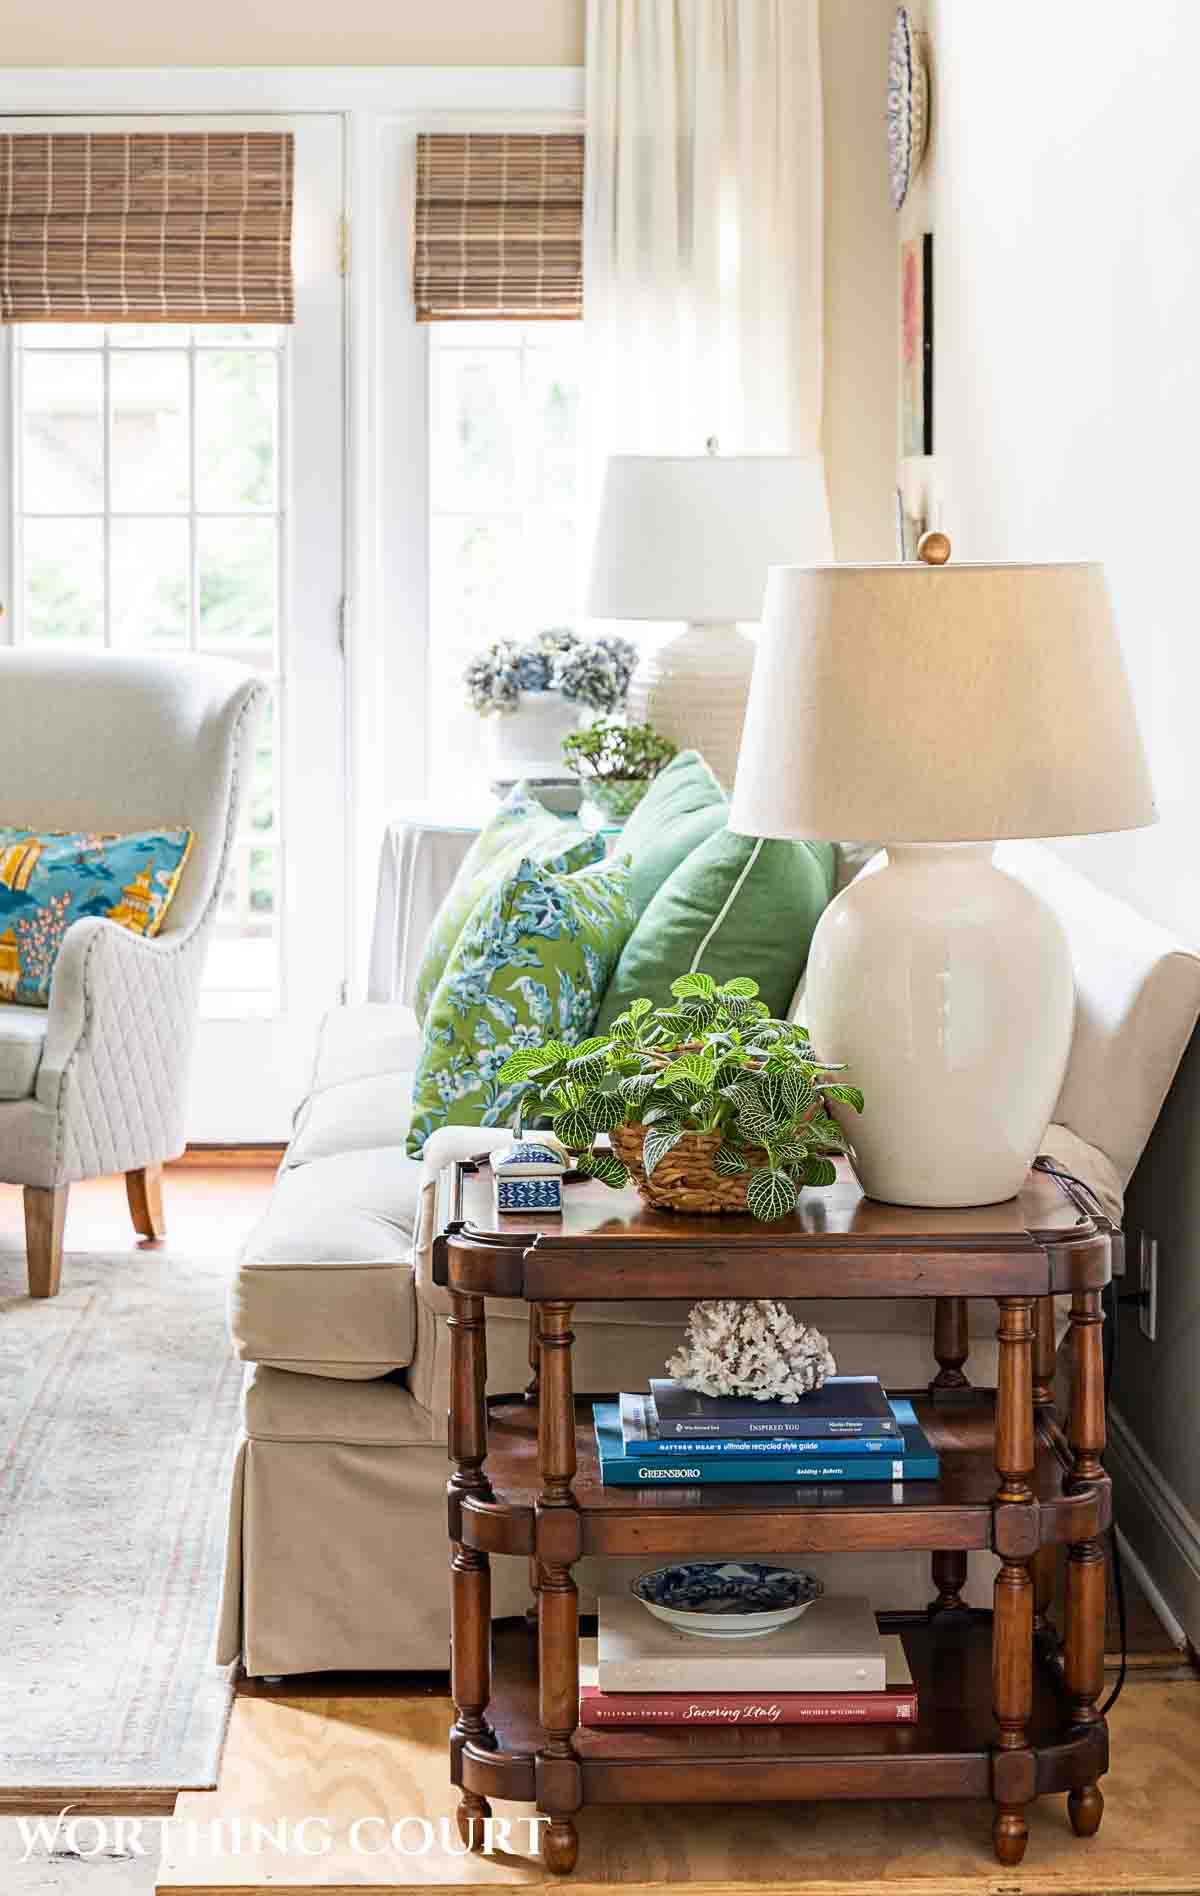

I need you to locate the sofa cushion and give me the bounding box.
[287,1071,414,1170]
[407,855,636,1156]
[230,1147,421,1379]
[307,1002,421,1095]
[617,749,728,915]
[0,1004,48,1100]
[598,828,835,1027]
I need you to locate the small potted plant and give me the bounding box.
[561,719,677,825]
[497,974,864,1222]
[463,629,639,794]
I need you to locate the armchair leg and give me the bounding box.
[24,1186,68,1299]
[126,1165,166,1241]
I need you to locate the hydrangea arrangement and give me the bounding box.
[464,628,638,717]
[665,1299,837,1403]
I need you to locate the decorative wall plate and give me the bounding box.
[888,6,929,212]
[632,1561,823,1639]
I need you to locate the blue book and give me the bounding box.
[619,1393,895,1458]
[648,1375,900,1440]
[592,1399,939,1487]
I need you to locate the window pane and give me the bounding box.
[527,350,580,504]
[196,325,284,347]
[23,323,107,348]
[21,353,103,511]
[197,517,276,645]
[110,518,189,647]
[110,351,189,511]
[23,517,104,643]
[249,691,276,834]
[431,349,521,510]
[106,323,190,347]
[196,352,277,510]
[523,509,578,625]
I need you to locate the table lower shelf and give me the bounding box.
[456,1612,1107,1808]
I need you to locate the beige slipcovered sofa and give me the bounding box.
[218,844,1200,1677]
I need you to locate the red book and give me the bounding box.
[578,1633,916,1728]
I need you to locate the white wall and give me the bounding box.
[0,0,586,67]
[904,0,1200,945]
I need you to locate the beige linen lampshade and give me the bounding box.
[730,560,1155,1210]
[586,452,833,787]
[729,561,1155,843]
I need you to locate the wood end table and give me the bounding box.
[433,1157,1113,1874]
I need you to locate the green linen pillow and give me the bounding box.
[411,784,605,1024]
[617,749,728,916]
[407,854,636,1156]
[596,829,835,1029]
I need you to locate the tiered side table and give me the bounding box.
[434,1158,1113,1873]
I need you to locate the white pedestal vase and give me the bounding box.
[805,845,1074,1208]
[624,621,754,790]
[485,691,580,788]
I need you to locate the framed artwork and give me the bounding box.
[901,232,933,457]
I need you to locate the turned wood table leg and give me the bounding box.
[929,1549,969,1616]
[536,1301,581,1875]
[526,1302,540,1404]
[931,1295,970,1394]
[1065,1287,1107,1839]
[1032,1294,1060,1642]
[448,1289,494,1850]
[991,1296,1036,1866]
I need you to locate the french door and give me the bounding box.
[0,114,347,1139]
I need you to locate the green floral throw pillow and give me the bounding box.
[407,854,635,1156]
[411,784,605,1024]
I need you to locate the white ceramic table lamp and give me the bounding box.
[585,451,833,787]
[729,561,1156,1208]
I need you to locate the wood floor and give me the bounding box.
[0,1154,278,1259]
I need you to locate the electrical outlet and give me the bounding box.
[1138,1233,1159,1343]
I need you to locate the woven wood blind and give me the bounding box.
[414,132,583,322]
[0,132,294,325]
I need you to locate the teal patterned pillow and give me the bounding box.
[0,827,193,1008]
[411,784,605,1024]
[407,854,635,1156]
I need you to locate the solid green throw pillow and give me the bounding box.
[596,828,835,1028]
[411,783,605,1024]
[617,749,728,916]
[407,854,636,1156]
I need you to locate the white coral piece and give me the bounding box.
[665,1299,837,1403]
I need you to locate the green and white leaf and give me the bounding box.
[574,1151,629,1189]
[643,1126,686,1178]
[746,1168,799,1222]
[587,1090,627,1133]
[808,1113,850,1150]
[553,1105,601,1150]
[671,971,717,1000]
[618,1073,657,1109]
[565,1051,609,1089]
[661,1053,715,1090]
[714,1142,749,1177]
[718,976,760,998]
[778,1066,817,1116]
[823,1083,865,1114]
[802,1155,838,1188]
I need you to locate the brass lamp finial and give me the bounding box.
[917,529,952,565]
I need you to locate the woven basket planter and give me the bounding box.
[610,1123,767,1216]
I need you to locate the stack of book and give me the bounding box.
[592,1375,939,1487]
[581,1594,916,1727]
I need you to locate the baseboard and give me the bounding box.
[171,1146,286,1169]
[1108,1402,1200,1652]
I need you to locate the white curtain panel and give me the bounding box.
[584,0,824,460]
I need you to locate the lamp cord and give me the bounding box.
[1032,1155,1127,1714]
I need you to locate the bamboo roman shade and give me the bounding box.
[0,132,294,324]
[413,132,584,321]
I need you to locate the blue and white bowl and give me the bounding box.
[631,1561,823,1639]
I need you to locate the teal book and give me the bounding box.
[592,1398,939,1487]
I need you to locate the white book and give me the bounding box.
[597,1592,886,1694]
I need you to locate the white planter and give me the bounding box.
[486,691,579,782]
[805,844,1074,1208]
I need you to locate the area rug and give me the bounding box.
[0,1239,241,1797]
[156,1676,1200,1894]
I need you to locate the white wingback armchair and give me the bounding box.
[0,650,266,1297]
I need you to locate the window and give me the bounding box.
[10,321,283,1005]
[427,320,585,799]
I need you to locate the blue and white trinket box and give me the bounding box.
[492,1136,569,1214]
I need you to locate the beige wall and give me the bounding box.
[904,0,1200,1644]
[0,0,586,67]
[821,0,899,562]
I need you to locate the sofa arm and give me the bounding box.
[36,914,208,1180]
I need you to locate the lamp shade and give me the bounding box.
[730,561,1155,843]
[586,454,833,625]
